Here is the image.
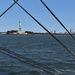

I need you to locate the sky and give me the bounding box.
[0,0,75,33]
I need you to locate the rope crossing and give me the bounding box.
[0,0,75,74]
[13,0,75,57]
[0,0,75,72]
[0,0,18,17]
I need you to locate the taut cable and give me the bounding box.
[40,0,75,40]
[13,1,75,57]
[0,0,18,17]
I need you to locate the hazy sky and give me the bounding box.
[0,0,75,33]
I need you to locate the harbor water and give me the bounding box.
[0,34,75,75]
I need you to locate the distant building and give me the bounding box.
[54,30,56,34]
[50,31,54,34]
[70,28,73,34]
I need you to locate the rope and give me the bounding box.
[40,0,75,40]
[0,0,75,61]
[0,46,62,74]
[0,0,18,17]
[0,0,74,74]
[13,1,75,57]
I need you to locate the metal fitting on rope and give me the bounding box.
[13,0,19,3]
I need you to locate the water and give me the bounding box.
[0,34,75,75]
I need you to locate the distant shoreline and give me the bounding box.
[0,32,75,35]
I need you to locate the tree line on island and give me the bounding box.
[0,30,47,34]
[6,30,34,34]
[0,30,75,35]
[6,30,43,34]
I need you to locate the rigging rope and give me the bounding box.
[40,0,75,40]
[0,0,18,17]
[0,46,62,74]
[0,0,74,62]
[0,0,75,74]
[13,1,75,57]
[0,0,74,74]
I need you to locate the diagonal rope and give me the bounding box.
[40,0,75,40]
[0,0,74,74]
[13,1,75,57]
[0,0,18,17]
[0,46,62,74]
[0,1,74,57]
